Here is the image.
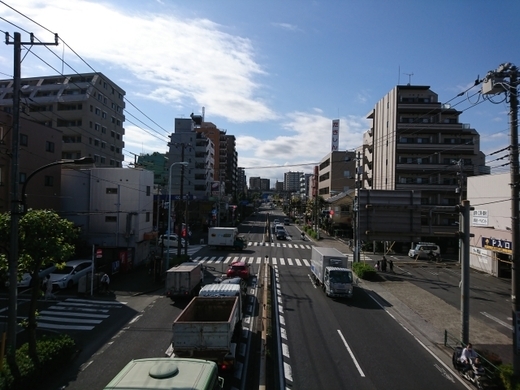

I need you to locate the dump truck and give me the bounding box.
[166,262,202,300]
[103,357,224,390]
[207,227,247,250]
[171,296,241,372]
[310,246,353,298]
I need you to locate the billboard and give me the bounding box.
[332,119,340,151]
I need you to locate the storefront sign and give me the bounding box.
[482,237,512,254]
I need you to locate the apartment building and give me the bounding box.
[0,72,126,167]
[284,171,302,193]
[363,84,488,236]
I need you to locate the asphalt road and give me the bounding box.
[1,207,505,389]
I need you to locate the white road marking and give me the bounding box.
[337,329,365,377]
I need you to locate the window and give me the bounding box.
[94,139,100,146]
[101,141,106,149]
[44,175,54,186]
[95,107,101,115]
[106,187,118,194]
[102,111,107,119]
[45,141,55,153]
[146,212,150,222]
[146,186,151,196]
[105,216,117,222]
[101,126,106,134]
[20,133,28,146]
[94,123,101,131]
[19,172,26,183]
[100,156,106,164]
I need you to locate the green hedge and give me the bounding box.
[352,262,378,280]
[0,334,77,390]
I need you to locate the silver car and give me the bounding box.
[48,260,92,290]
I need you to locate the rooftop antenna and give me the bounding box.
[403,72,414,85]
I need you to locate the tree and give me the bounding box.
[0,209,78,365]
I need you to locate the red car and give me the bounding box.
[226,261,250,280]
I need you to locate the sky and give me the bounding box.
[0,0,519,185]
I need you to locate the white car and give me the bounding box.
[18,264,56,288]
[159,234,187,248]
[48,259,92,290]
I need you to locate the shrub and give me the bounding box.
[0,334,77,390]
[352,262,377,280]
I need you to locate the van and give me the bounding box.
[283,218,290,225]
[408,242,440,259]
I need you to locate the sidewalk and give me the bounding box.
[308,229,513,366]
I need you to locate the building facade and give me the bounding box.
[363,84,489,237]
[467,172,511,278]
[61,167,154,272]
[0,113,64,213]
[317,151,356,199]
[0,73,126,167]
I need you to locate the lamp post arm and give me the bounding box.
[21,157,93,213]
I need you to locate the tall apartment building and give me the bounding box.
[237,167,247,196]
[0,73,126,167]
[364,84,488,234]
[317,151,356,199]
[283,171,302,192]
[194,121,237,198]
[249,176,261,191]
[169,118,214,199]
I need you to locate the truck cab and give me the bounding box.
[324,267,353,298]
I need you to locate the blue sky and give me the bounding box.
[1,0,519,184]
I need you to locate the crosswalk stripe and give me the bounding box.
[35,298,120,331]
[224,257,232,264]
[295,259,301,266]
[280,258,285,266]
[272,257,277,265]
[287,258,293,266]
[303,259,310,267]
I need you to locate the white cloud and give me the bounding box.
[271,22,300,32]
[3,0,276,123]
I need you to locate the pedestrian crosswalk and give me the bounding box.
[192,255,314,267]
[36,298,126,331]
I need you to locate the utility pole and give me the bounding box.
[354,151,362,262]
[177,144,186,258]
[482,63,519,376]
[5,31,58,360]
[459,200,473,345]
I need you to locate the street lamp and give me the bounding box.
[166,161,189,272]
[21,157,94,212]
[7,156,94,354]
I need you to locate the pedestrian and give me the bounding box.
[381,256,387,272]
[388,259,394,272]
[375,260,380,271]
[44,275,55,300]
[100,273,110,294]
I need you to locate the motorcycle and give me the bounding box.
[452,347,488,389]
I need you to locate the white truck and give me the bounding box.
[166,262,202,300]
[199,283,244,319]
[171,296,241,372]
[310,246,353,298]
[207,227,247,250]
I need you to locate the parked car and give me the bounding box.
[48,259,93,290]
[159,234,188,248]
[18,264,56,288]
[226,261,250,280]
[284,218,290,225]
[408,242,440,259]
